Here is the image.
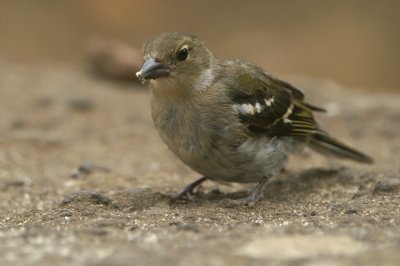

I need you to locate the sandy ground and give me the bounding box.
[0,62,399,266]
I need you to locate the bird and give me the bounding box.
[135,32,373,206]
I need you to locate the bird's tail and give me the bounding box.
[309,131,373,164]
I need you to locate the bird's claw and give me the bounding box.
[219,191,264,208]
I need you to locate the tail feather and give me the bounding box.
[309,131,373,164]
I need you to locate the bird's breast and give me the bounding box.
[151,98,206,155]
[151,96,242,163]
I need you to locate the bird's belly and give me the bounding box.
[152,101,299,183]
[169,135,295,183]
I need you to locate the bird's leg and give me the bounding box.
[220,176,269,207]
[176,176,208,200]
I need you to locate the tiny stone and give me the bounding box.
[59,210,73,217]
[61,190,112,206]
[345,208,358,214]
[87,227,108,236]
[97,219,117,227]
[3,180,25,190]
[373,178,400,194]
[177,223,200,233]
[68,98,94,112]
[128,225,138,231]
[303,210,317,217]
[70,161,110,178]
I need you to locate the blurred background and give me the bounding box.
[0,0,398,90]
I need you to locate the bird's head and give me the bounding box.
[136,32,216,94]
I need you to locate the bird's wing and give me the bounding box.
[229,71,324,137]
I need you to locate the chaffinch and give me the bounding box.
[136,32,373,206]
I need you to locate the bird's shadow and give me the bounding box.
[171,166,355,205]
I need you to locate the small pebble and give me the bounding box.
[373,178,400,194]
[70,161,110,178]
[87,227,108,236]
[68,98,94,112]
[177,223,200,233]
[61,190,112,206]
[344,208,358,214]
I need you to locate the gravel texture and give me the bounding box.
[0,62,399,266]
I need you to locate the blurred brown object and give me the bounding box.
[86,37,142,81]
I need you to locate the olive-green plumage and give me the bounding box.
[136,32,373,205]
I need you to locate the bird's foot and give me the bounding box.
[219,191,264,207]
[175,176,208,200]
[219,176,269,207]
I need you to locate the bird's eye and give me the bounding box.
[176,47,189,61]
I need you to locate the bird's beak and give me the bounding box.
[136,58,170,83]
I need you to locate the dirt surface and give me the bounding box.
[0,62,399,266]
